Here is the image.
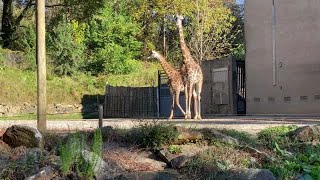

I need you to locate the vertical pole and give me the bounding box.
[272,0,277,86]
[36,0,47,132]
[99,104,103,128]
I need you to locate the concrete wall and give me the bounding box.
[245,0,320,115]
[201,57,238,116]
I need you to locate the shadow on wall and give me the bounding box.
[80,94,104,119]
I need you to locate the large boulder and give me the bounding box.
[288,125,320,142]
[156,148,175,164]
[2,125,43,148]
[174,126,203,144]
[170,155,190,169]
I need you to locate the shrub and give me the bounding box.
[85,5,142,75]
[48,18,86,76]
[128,122,179,149]
[257,125,298,148]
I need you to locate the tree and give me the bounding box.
[186,0,239,62]
[85,2,142,75]
[1,0,33,48]
[1,0,105,48]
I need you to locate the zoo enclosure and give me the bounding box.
[104,57,246,118]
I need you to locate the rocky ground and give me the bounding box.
[0,122,319,180]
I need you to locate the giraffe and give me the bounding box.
[175,15,203,120]
[148,50,186,119]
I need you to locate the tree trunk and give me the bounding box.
[1,0,14,48]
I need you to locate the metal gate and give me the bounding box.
[236,60,246,114]
[158,71,185,118]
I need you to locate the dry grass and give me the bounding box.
[103,143,160,172]
[181,145,257,180]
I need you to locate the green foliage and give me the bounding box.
[168,145,182,154]
[232,43,245,60]
[257,125,298,148]
[85,4,142,75]
[92,129,103,157]
[128,122,179,149]
[59,129,103,178]
[264,143,320,179]
[48,18,86,76]
[10,21,37,71]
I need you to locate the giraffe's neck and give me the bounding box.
[177,22,193,65]
[158,54,178,78]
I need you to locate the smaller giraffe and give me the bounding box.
[148,50,186,119]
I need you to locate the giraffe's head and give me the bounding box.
[147,50,162,60]
[175,14,184,26]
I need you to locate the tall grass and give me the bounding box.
[0,62,159,105]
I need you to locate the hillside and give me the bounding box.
[0,62,159,105]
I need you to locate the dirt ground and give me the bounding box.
[0,116,319,135]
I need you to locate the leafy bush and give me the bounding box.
[127,122,179,149]
[257,125,298,148]
[85,4,142,75]
[48,18,86,76]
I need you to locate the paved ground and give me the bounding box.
[0,116,319,134]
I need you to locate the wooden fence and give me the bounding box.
[104,85,158,118]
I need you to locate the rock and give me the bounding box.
[170,155,190,169]
[2,125,43,148]
[174,126,203,144]
[0,154,9,171]
[213,168,276,180]
[288,125,320,142]
[136,151,167,171]
[25,166,55,180]
[156,149,175,164]
[0,105,7,114]
[0,140,12,157]
[81,150,120,180]
[9,148,44,178]
[17,148,42,165]
[204,129,239,145]
[115,169,180,180]
[241,146,275,162]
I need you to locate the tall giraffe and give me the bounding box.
[149,50,186,119]
[176,15,203,120]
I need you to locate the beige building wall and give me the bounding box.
[245,0,320,115]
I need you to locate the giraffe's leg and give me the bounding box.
[175,90,185,115]
[193,89,198,119]
[184,84,189,119]
[169,92,175,120]
[188,83,194,119]
[196,80,203,120]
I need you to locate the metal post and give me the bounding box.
[98,104,103,128]
[36,0,47,132]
